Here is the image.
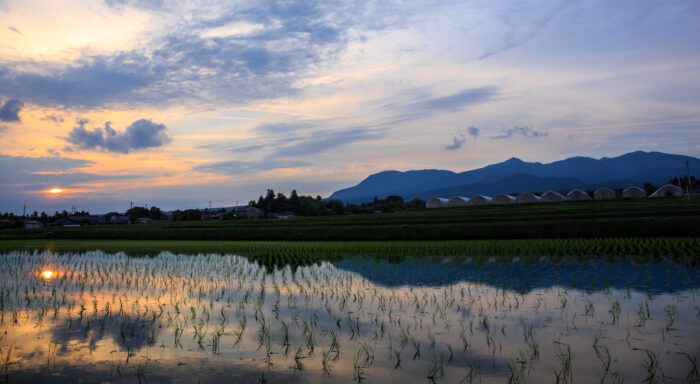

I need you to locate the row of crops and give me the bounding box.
[2,238,698,266]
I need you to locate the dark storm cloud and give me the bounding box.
[491,126,548,139]
[66,119,171,153]
[0,98,23,122]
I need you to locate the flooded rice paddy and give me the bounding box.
[1,250,699,383]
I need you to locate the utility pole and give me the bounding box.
[687,160,692,200]
[23,204,26,218]
[130,201,133,209]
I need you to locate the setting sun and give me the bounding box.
[48,188,64,194]
[41,269,55,279]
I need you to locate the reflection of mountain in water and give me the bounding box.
[50,316,156,352]
[332,257,700,294]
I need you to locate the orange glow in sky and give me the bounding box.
[48,188,64,194]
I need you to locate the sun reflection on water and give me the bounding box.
[41,269,55,280]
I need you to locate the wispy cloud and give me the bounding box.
[272,128,382,158]
[491,126,548,139]
[403,87,499,114]
[193,159,308,175]
[66,119,171,153]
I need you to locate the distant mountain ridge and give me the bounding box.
[329,151,700,203]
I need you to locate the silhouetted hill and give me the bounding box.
[329,151,699,203]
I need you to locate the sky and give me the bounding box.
[1,0,699,214]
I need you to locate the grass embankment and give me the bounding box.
[2,197,700,241]
[1,238,698,266]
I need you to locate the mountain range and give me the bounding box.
[329,151,699,203]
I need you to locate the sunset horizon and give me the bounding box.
[1,0,699,214]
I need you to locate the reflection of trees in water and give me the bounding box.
[333,258,700,294]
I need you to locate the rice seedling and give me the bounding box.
[0,248,697,383]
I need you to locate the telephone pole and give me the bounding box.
[687,160,692,200]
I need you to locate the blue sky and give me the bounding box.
[0,0,699,213]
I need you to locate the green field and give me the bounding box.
[1,238,698,266]
[1,197,699,241]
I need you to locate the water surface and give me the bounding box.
[1,251,698,383]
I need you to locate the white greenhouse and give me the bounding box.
[468,195,493,206]
[541,191,566,203]
[649,184,683,198]
[622,186,646,199]
[516,193,541,204]
[426,197,449,208]
[566,189,592,201]
[446,196,469,207]
[594,187,616,200]
[492,194,516,205]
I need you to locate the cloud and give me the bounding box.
[0,154,145,188]
[491,126,548,139]
[255,122,314,134]
[194,159,308,175]
[444,126,480,150]
[468,126,480,139]
[402,87,499,115]
[271,128,382,158]
[0,1,376,109]
[47,148,60,156]
[66,119,171,153]
[477,3,566,60]
[444,134,466,150]
[0,99,23,122]
[8,26,21,35]
[41,114,65,123]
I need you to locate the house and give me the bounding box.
[24,220,44,229]
[102,213,130,224]
[272,211,295,219]
[135,217,154,223]
[243,206,263,219]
